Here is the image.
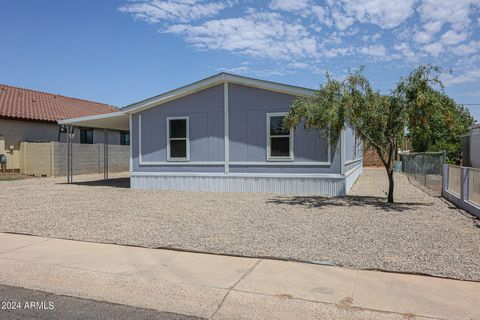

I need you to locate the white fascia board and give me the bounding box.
[131,171,345,179]
[122,73,316,115]
[57,111,126,125]
[223,73,316,97]
[57,111,129,130]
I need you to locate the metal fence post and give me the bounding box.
[461,167,468,204]
[442,164,448,197]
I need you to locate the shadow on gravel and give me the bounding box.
[58,177,130,189]
[267,195,433,212]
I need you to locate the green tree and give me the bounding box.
[396,65,474,161]
[284,68,405,203]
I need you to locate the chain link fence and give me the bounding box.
[399,151,446,195]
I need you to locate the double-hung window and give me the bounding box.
[167,117,189,161]
[267,112,293,161]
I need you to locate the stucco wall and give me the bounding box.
[0,118,124,170]
[132,83,340,174]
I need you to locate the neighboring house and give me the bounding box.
[463,123,480,168]
[0,84,129,171]
[60,73,363,195]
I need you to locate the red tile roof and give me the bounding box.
[0,84,117,123]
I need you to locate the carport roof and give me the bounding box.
[57,111,129,131]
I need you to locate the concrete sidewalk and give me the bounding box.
[0,233,478,320]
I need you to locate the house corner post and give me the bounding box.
[129,113,133,174]
[340,127,346,175]
[224,81,229,174]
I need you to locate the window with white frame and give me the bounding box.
[267,113,293,160]
[167,117,189,161]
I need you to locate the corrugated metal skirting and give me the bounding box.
[131,174,347,196]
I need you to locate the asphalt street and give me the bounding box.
[0,284,204,320]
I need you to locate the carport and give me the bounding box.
[58,112,129,183]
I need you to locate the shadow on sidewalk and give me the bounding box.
[267,195,433,212]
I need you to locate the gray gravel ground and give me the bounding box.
[1,168,479,281]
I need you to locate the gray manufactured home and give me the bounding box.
[61,73,363,195]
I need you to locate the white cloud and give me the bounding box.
[119,0,231,23]
[338,0,415,29]
[417,0,478,33]
[442,67,480,85]
[413,31,433,44]
[362,32,381,42]
[164,12,320,60]
[121,0,480,73]
[269,0,311,12]
[451,41,480,56]
[394,42,419,61]
[421,42,443,57]
[331,10,355,30]
[359,45,387,57]
[440,30,468,45]
[358,44,400,60]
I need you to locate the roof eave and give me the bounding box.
[121,73,316,115]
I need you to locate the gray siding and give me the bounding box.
[132,83,340,175]
[229,83,330,163]
[132,85,224,172]
[345,123,362,163]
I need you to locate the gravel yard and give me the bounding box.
[1,168,479,281]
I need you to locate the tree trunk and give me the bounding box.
[387,168,394,203]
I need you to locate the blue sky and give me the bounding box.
[1,0,479,121]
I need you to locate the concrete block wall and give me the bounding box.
[363,147,383,167]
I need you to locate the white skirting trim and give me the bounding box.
[345,164,363,194]
[131,174,347,196]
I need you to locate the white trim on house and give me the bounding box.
[166,116,190,162]
[340,128,346,175]
[129,113,132,173]
[138,161,224,166]
[122,73,316,115]
[345,163,363,194]
[266,112,294,161]
[345,158,363,166]
[131,172,344,178]
[137,161,331,166]
[229,161,330,166]
[224,82,229,173]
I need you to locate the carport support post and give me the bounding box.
[66,125,70,183]
[66,125,73,184]
[103,128,109,181]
